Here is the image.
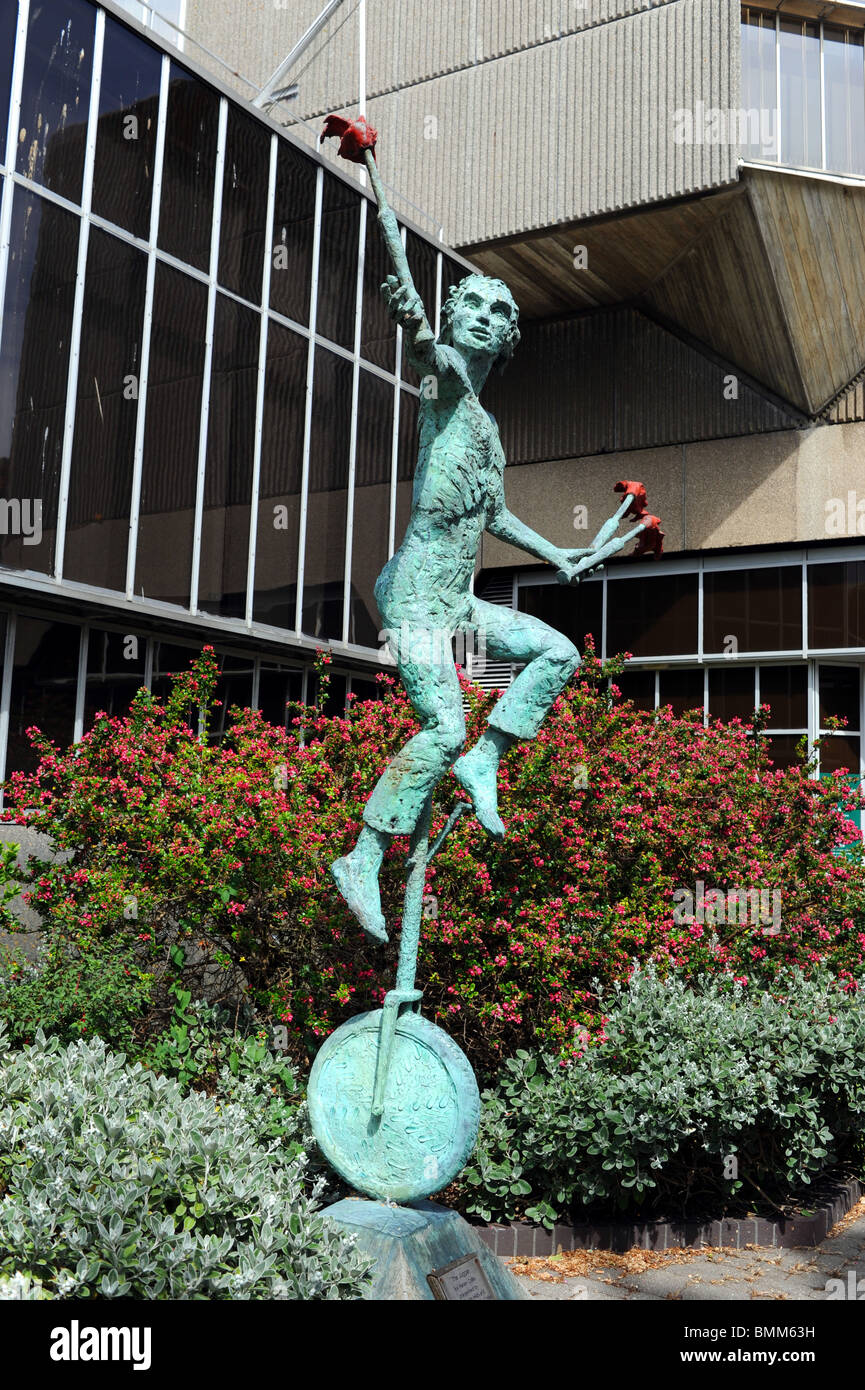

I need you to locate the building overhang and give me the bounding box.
[466,165,865,418]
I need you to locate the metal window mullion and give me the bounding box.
[189,96,228,614]
[697,558,704,662]
[387,227,409,561]
[73,625,89,743]
[54,7,106,583]
[0,0,32,364]
[143,636,154,689]
[0,613,16,799]
[294,165,324,635]
[703,667,709,728]
[251,656,260,709]
[342,198,367,645]
[126,51,171,600]
[820,22,827,169]
[654,670,659,710]
[434,248,443,337]
[601,569,608,661]
[808,658,819,776]
[245,132,278,627]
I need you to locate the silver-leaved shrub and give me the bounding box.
[462,966,865,1226]
[0,1024,371,1299]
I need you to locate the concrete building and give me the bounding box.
[0,0,863,807]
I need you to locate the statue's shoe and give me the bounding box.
[452,758,506,841]
[331,855,389,944]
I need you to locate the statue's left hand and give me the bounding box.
[554,547,605,585]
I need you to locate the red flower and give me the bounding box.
[320,114,378,163]
[633,514,665,556]
[614,479,648,518]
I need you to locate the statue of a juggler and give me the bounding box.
[308,116,664,1215]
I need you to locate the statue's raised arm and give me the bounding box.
[321,115,440,376]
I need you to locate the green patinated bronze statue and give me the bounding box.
[308,116,662,1207]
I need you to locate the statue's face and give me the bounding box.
[449,280,516,359]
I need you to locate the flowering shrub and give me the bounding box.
[2,644,864,1074]
[459,965,865,1224]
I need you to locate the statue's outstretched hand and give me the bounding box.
[555,548,605,585]
[381,274,426,331]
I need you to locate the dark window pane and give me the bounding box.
[659,668,704,716]
[824,26,865,176]
[764,733,806,770]
[198,294,259,618]
[150,638,202,715]
[0,3,18,135]
[809,562,865,648]
[92,17,161,237]
[301,349,352,639]
[361,209,396,371]
[307,670,346,717]
[316,172,360,348]
[17,0,95,203]
[83,627,146,731]
[759,664,807,728]
[136,263,208,606]
[703,567,801,653]
[394,388,418,550]
[7,617,79,776]
[820,734,861,776]
[709,665,756,722]
[159,64,218,272]
[210,652,254,739]
[350,676,379,704]
[607,573,698,657]
[65,229,147,591]
[819,665,860,728]
[258,662,305,729]
[517,580,602,655]
[350,369,393,648]
[440,255,469,310]
[0,188,78,575]
[218,105,270,303]
[270,141,316,324]
[401,229,438,384]
[612,668,655,711]
[252,320,307,629]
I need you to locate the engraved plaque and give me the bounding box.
[427,1254,497,1301]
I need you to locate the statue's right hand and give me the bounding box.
[380,274,425,330]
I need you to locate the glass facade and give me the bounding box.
[0,0,469,655]
[742,7,865,176]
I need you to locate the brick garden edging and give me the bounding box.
[472,1177,863,1257]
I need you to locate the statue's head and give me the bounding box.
[439,273,520,373]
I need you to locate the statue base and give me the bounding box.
[323,1198,527,1301]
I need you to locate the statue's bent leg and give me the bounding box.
[454,599,580,837]
[362,634,466,836]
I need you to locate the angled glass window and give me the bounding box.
[252,319,307,630]
[0,2,18,136]
[607,573,698,657]
[740,9,778,160]
[361,209,396,371]
[92,16,162,238]
[83,626,147,731]
[703,566,801,653]
[818,664,859,727]
[65,228,148,592]
[7,616,80,776]
[210,652,255,739]
[0,187,78,576]
[17,0,95,204]
[350,368,394,648]
[316,171,361,349]
[401,229,438,385]
[158,62,218,272]
[269,141,316,325]
[809,562,865,649]
[219,104,270,304]
[198,293,259,618]
[136,262,208,605]
[301,347,352,640]
[258,661,305,730]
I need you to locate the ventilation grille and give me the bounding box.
[468,573,518,694]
